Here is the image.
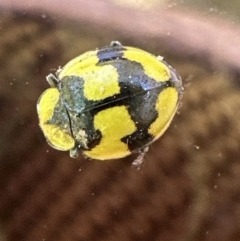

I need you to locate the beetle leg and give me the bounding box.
[55,67,62,77]
[110,41,122,47]
[70,145,80,158]
[157,55,164,61]
[46,73,60,87]
[132,146,149,168]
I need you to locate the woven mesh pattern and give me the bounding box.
[0,12,240,241]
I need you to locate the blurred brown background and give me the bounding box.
[0,0,240,241]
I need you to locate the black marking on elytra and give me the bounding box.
[59,76,102,149]
[60,75,86,113]
[58,58,175,152]
[68,110,102,150]
[97,45,125,63]
[110,59,168,151]
[121,127,153,152]
[47,98,72,136]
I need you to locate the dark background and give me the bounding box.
[0,1,240,241]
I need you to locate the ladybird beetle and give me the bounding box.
[37,41,183,160]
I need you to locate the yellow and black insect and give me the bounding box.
[37,41,183,160]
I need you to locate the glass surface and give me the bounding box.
[0,1,240,241]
